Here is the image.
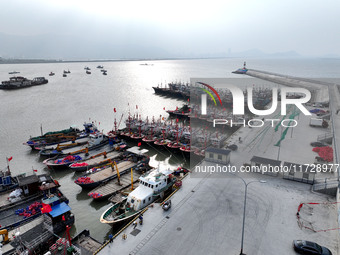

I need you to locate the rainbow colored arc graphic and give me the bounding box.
[197,82,223,106]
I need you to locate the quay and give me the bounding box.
[245,68,340,171]
[94,68,340,255]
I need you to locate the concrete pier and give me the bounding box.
[245,69,340,169]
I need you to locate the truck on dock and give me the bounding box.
[309,118,328,128]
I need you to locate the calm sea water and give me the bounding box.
[1,58,340,242]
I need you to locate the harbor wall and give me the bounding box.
[337,188,340,255]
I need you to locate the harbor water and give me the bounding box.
[1,58,340,242]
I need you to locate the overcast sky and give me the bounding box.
[1,0,340,59]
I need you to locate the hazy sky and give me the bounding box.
[1,0,340,58]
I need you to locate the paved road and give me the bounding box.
[98,168,338,255]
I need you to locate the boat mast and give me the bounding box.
[130,168,134,191]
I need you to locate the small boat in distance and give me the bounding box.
[84,67,91,70]
[49,72,55,76]
[8,71,20,74]
[97,65,104,69]
[86,70,91,74]
[63,74,67,77]
[102,71,107,75]
[63,70,71,74]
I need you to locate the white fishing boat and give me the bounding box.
[100,167,176,226]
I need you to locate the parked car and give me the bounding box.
[227,144,238,151]
[310,142,327,147]
[293,240,332,255]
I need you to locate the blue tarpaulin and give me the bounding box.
[49,202,71,218]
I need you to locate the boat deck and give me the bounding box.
[109,183,140,204]
[38,136,90,150]
[0,216,46,254]
[73,231,102,255]
[0,197,42,229]
[89,171,142,200]
[89,161,135,182]
[81,150,121,166]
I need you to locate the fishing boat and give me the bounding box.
[8,71,20,74]
[166,104,190,119]
[43,148,89,170]
[39,132,108,157]
[0,210,74,255]
[100,167,178,226]
[0,169,19,194]
[154,139,169,147]
[31,77,48,85]
[97,65,104,69]
[0,76,31,89]
[0,76,48,89]
[49,72,55,76]
[63,70,71,74]
[74,148,150,189]
[39,140,89,157]
[88,167,147,201]
[86,70,91,74]
[179,144,193,157]
[0,174,72,234]
[142,117,156,143]
[0,174,62,209]
[69,144,127,172]
[26,122,96,150]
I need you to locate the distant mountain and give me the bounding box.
[321,53,340,58]
[226,49,301,58]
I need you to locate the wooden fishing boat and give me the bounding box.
[43,148,89,170]
[69,144,127,172]
[74,148,150,189]
[26,122,96,150]
[40,132,108,157]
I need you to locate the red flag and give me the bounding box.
[163,107,165,110]
[7,156,13,162]
[62,215,66,221]
[33,169,38,172]
[99,122,100,125]
[114,108,116,113]
[176,106,178,110]
[187,98,190,102]
[41,203,52,214]
[136,105,138,109]
[138,142,141,147]
[176,119,179,123]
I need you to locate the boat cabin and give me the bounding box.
[126,169,174,211]
[16,174,58,197]
[89,133,104,146]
